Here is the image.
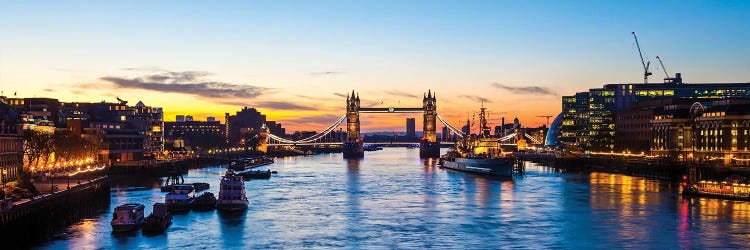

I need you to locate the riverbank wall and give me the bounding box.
[0,176,110,247]
[517,153,750,182]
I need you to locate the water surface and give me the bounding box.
[40,148,750,249]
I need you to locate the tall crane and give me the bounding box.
[537,115,553,127]
[632,32,652,84]
[656,56,669,78]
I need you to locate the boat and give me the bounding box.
[682,175,750,201]
[439,104,516,177]
[165,184,196,212]
[364,144,379,151]
[238,169,272,180]
[193,192,217,211]
[217,170,249,212]
[111,203,146,232]
[142,203,172,233]
[192,182,210,192]
[230,157,274,171]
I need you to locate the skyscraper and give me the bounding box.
[406,118,416,138]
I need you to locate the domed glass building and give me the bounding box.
[545,113,563,146]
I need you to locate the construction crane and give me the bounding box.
[632,32,652,84]
[537,115,553,127]
[656,56,669,78]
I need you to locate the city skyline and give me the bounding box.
[2,1,749,132]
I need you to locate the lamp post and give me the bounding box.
[1,169,7,189]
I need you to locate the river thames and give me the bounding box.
[39,148,750,249]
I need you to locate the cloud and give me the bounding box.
[294,94,341,102]
[490,83,556,96]
[256,101,317,111]
[310,71,344,76]
[459,95,492,103]
[99,70,266,99]
[121,66,164,72]
[209,100,317,111]
[384,90,418,98]
[333,92,348,98]
[285,114,342,124]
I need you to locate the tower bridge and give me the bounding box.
[263,90,540,158]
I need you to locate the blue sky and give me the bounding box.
[1,0,749,131]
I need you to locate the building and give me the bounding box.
[0,101,23,184]
[265,121,285,137]
[693,100,750,165]
[615,99,695,153]
[176,115,185,122]
[186,115,194,122]
[442,126,451,142]
[225,107,286,146]
[561,75,750,151]
[130,102,164,159]
[226,107,266,146]
[207,116,216,122]
[164,120,225,149]
[406,118,416,138]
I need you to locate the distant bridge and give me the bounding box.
[263,90,543,149]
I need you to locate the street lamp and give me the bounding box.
[1,169,7,189]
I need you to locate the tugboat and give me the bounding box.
[111,203,146,232]
[165,184,196,213]
[440,104,516,177]
[217,170,249,212]
[193,192,217,211]
[142,203,172,233]
[192,182,210,192]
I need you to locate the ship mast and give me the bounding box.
[479,101,491,138]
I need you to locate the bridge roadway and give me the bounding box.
[267,142,519,147]
[358,107,423,113]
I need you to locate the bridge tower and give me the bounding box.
[420,90,440,158]
[343,90,364,158]
[258,124,269,154]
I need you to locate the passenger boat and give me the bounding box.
[682,175,750,201]
[238,169,272,180]
[217,170,249,212]
[440,104,516,177]
[111,203,146,232]
[165,184,196,212]
[142,203,172,233]
[193,192,217,211]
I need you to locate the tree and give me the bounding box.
[22,130,54,169]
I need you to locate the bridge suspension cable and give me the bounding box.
[436,114,466,138]
[498,133,516,142]
[524,133,543,144]
[267,114,347,144]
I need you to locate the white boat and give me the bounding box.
[440,104,516,177]
[111,203,145,232]
[441,156,515,177]
[165,184,195,212]
[217,170,249,212]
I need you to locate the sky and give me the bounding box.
[1,0,749,132]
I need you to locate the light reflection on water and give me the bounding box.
[40,148,750,249]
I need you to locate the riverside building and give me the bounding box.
[560,74,750,152]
